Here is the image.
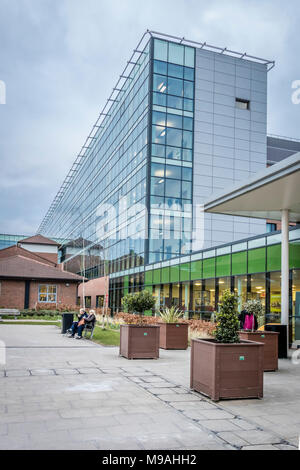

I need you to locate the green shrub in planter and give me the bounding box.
[121,290,156,324]
[215,290,240,343]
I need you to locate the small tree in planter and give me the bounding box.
[240,299,279,371]
[158,306,188,350]
[190,289,264,401]
[215,290,240,343]
[119,291,159,359]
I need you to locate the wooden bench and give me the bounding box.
[0,309,20,320]
[84,322,96,340]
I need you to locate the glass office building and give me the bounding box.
[38,32,300,340]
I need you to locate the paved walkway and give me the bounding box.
[0,325,299,450]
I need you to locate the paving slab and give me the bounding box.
[0,324,299,450]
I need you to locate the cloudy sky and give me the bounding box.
[0,0,299,235]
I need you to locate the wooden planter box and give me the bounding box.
[119,324,160,359]
[190,338,264,401]
[239,330,279,371]
[159,323,188,350]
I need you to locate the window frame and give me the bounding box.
[38,284,57,303]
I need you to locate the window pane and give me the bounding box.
[154,39,168,61]
[48,285,56,293]
[165,197,182,210]
[39,293,47,302]
[183,116,193,130]
[150,195,165,208]
[152,144,165,158]
[182,167,192,181]
[168,63,183,79]
[152,125,166,145]
[166,146,181,160]
[165,179,181,197]
[167,95,183,110]
[168,77,183,97]
[48,294,56,302]
[153,74,167,93]
[168,42,184,65]
[182,149,192,161]
[151,177,165,196]
[182,130,193,149]
[184,46,195,67]
[153,91,166,107]
[167,128,182,147]
[153,60,167,75]
[184,81,194,99]
[183,98,193,111]
[39,285,47,293]
[166,165,181,179]
[152,111,166,126]
[166,113,182,129]
[182,181,192,199]
[151,163,165,178]
[184,67,194,81]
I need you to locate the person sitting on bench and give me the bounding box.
[68,308,88,338]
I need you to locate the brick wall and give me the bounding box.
[77,276,108,308]
[0,279,78,309]
[0,280,25,309]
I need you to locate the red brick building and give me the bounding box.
[0,236,83,310]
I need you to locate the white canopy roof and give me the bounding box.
[204,153,300,222]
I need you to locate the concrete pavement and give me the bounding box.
[0,324,299,450]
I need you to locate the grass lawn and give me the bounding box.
[91,326,120,346]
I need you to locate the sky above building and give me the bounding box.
[0,0,299,235]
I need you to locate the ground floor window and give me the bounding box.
[76,297,80,306]
[85,296,91,308]
[38,285,57,303]
[96,295,104,308]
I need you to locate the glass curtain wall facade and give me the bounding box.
[149,39,195,263]
[40,40,151,278]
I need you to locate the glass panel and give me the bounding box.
[234,275,248,312]
[154,39,168,61]
[250,273,266,316]
[182,130,193,148]
[168,63,183,78]
[152,144,165,158]
[165,179,181,197]
[166,113,182,129]
[167,95,183,110]
[153,74,167,93]
[182,167,192,181]
[183,116,193,130]
[218,277,231,305]
[167,128,182,147]
[153,91,167,107]
[39,285,47,293]
[165,165,181,179]
[151,177,165,196]
[267,272,281,324]
[182,181,192,199]
[168,42,184,65]
[166,146,181,160]
[168,77,183,97]
[184,81,194,99]
[183,98,193,112]
[202,279,215,320]
[292,270,300,342]
[184,46,195,67]
[153,60,167,75]
[151,163,165,178]
[152,125,166,145]
[182,149,192,161]
[152,111,166,126]
[184,66,194,81]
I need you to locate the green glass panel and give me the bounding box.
[248,247,266,273]
[216,255,231,277]
[289,241,300,269]
[123,287,128,295]
[145,270,153,285]
[267,244,281,272]
[153,269,161,284]
[144,310,153,316]
[170,265,180,282]
[180,263,190,281]
[161,267,170,283]
[203,258,215,279]
[232,251,247,275]
[191,260,202,280]
[144,285,153,293]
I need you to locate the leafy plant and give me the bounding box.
[214,290,240,343]
[121,290,156,324]
[158,306,184,323]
